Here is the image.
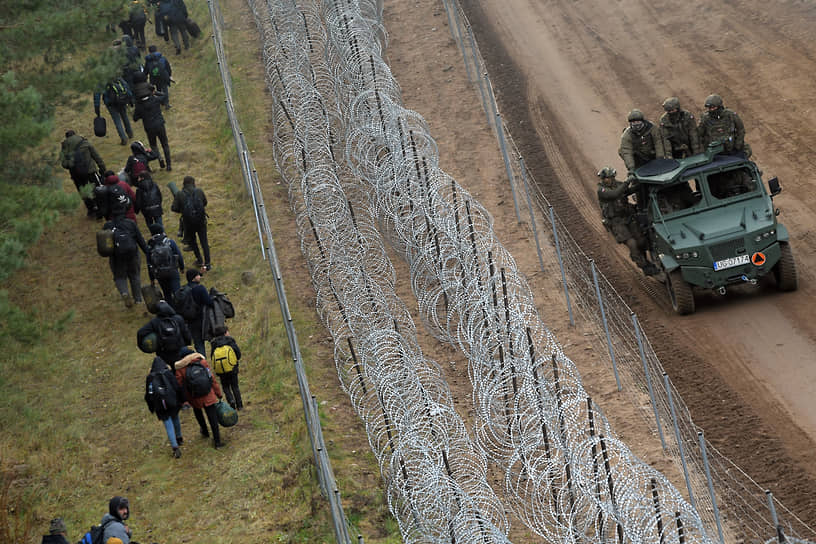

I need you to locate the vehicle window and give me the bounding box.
[708,167,757,199]
[656,180,701,215]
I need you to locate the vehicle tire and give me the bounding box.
[666,270,695,315]
[774,241,798,292]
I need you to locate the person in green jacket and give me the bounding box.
[596,167,657,275]
[59,130,106,217]
[618,109,670,177]
[658,97,702,159]
[698,93,751,158]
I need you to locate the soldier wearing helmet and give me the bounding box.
[618,109,670,176]
[698,94,750,157]
[658,97,702,159]
[596,167,658,275]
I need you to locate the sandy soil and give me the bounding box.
[382,0,816,530]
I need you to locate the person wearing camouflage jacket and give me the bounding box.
[698,94,750,157]
[618,109,670,175]
[658,97,702,159]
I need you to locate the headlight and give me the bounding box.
[692,251,699,258]
[762,232,770,238]
[754,235,762,242]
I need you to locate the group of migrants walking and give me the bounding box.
[47,4,243,543]
[597,93,751,274]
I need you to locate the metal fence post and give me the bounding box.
[548,206,574,325]
[494,112,522,223]
[698,431,725,544]
[631,312,666,450]
[663,372,697,512]
[591,259,621,390]
[519,157,547,274]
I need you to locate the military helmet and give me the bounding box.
[627,109,645,122]
[704,94,723,108]
[597,167,617,179]
[662,96,680,111]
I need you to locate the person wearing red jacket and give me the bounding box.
[174,347,224,448]
[98,171,138,222]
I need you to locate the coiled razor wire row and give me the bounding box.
[273,1,714,543]
[442,0,816,541]
[248,0,514,541]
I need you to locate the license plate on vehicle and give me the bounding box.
[713,254,750,270]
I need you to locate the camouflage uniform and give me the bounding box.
[698,108,749,156]
[618,121,670,174]
[659,109,702,158]
[597,176,649,269]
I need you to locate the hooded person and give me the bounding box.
[145,223,184,300]
[133,84,172,171]
[98,170,137,222]
[40,517,70,544]
[145,355,185,457]
[100,496,132,544]
[174,346,224,448]
[124,140,160,183]
[133,163,163,226]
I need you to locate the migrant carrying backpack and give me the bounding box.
[184,360,212,397]
[112,225,136,256]
[156,316,183,354]
[147,369,179,413]
[71,143,91,176]
[181,189,206,227]
[150,237,177,280]
[141,181,162,216]
[212,343,238,375]
[172,284,199,321]
[145,55,169,82]
[77,519,114,544]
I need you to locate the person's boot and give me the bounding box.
[121,292,134,308]
[172,446,182,458]
[159,158,166,169]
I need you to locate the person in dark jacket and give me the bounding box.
[210,330,243,410]
[41,518,70,544]
[124,140,160,183]
[144,45,172,107]
[171,176,210,269]
[94,77,134,146]
[99,171,138,222]
[100,496,133,544]
[145,355,185,457]
[133,86,172,171]
[174,347,224,448]
[59,130,105,217]
[138,300,190,364]
[128,1,148,49]
[177,268,213,355]
[131,71,153,102]
[133,164,163,226]
[103,214,148,308]
[164,0,189,54]
[146,223,185,300]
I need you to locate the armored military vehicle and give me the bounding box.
[632,144,797,314]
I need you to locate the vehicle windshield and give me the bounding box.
[653,179,701,216]
[707,166,758,199]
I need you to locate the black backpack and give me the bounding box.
[77,519,114,544]
[181,189,205,227]
[108,184,132,217]
[141,180,162,215]
[150,237,176,279]
[147,369,179,413]
[107,79,130,107]
[112,225,136,256]
[156,316,183,354]
[146,55,169,82]
[172,284,199,320]
[184,360,212,397]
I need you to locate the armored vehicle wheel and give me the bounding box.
[774,241,798,291]
[666,270,695,315]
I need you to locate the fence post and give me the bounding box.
[631,312,666,450]
[766,490,787,544]
[548,206,574,325]
[519,157,547,275]
[698,431,725,544]
[662,372,697,512]
[466,25,491,128]
[494,112,522,223]
[591,259,621,390]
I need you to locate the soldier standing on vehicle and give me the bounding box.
[618,109,670,177]
[596,167,658,276]
[659,97,702,159]
[698,94,751,158]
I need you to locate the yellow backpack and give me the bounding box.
[212,344,238,375]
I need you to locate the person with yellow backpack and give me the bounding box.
[210,330,243,410]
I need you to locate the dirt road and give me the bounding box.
[451,0,816,525]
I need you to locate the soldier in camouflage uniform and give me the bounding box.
[618,109,670,177]
[698,94,751,157]
[658,97,702,159]
[596,167,658,275]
